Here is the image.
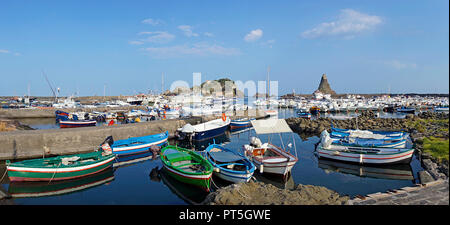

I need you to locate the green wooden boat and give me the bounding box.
[6,151,115,182]
[160,145,213,191]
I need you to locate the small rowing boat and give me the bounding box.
[106,131,169,156]
[230,118,255,130]
[205,144,255,183]
[160,145,213,191]
[243,119,299,176]
[59,120,97,128]
[6,150,115,182]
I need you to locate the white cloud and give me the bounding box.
[301,9,382,39]
[204,32,214,37]
[137,31,175,44]
[0,49,10,54]
[141,43,241,58]
[178,25,199,37]
[385,60,417,70]
[141,18,164,26]
[244,29,263,42]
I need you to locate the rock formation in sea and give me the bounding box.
[315,73,336,95]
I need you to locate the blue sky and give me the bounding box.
[0,0,448,97]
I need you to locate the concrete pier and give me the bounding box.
[0,109,265,160]
[0,117,195,160]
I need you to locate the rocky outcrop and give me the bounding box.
[0,119,34,132]
[203,181,349,205]
[316,74,336,95]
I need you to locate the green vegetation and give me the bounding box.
[408,118,449,134]
[422,136,449,162]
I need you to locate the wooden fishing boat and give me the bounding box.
[328,129,407,148]
[59,120,97,128]
[331,127,405,139]
[160,145,213,191]
[317,131,414,165]
[230,118,255,130]
[332,137,406,148]
[316,145,414,165]
[205,144,255,183]
[7,168,115,198]
[107,131,169,156]
[6,151,115,182]
[243,119,299,176]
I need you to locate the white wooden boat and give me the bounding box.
[243,119,298,176]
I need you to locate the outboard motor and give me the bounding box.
[100,136,114,147]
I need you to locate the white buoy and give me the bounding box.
[259,164,264,173]
[213,168,220,173]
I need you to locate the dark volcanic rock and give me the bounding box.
[316,74,336,95]
[202,181,349,205]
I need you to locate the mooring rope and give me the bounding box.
[0,168,7,183]
[48,162,62,184]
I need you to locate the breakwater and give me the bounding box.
[0,109,265,160]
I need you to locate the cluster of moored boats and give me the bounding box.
[316,127,414,164]
[5,116,301,192]
[5,106,417,193]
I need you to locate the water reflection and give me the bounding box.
[174,132,231,151]
[318,159,414,181]
[253,172,295,190]
[7,168,115,198]
[149,166,209,205]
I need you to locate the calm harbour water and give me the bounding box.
[1,109,424,205]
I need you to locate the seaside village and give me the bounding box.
[0,74,448,205]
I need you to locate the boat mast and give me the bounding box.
[266,66,270,108]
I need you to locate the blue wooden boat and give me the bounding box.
[178,118,230,142]
[55,110,69,122]
[230,118,255,130]
[105,131,169,156]
[331,137,407,148]
[331,127,405,138]
[205,143,255,183]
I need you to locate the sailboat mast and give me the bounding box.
[267,66,270,100]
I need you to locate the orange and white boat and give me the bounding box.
[243,119,298,176]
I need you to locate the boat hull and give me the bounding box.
[7,153,115,182]
[192,123,229,141]
[162,166,212,191]
[230,120,252,130]
[317,147,414,165]
[160,145,213,191]
[111,132,169,156]
[59,120,97,128]
[244,144,298,176]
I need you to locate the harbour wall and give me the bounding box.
[0,109,265,160]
